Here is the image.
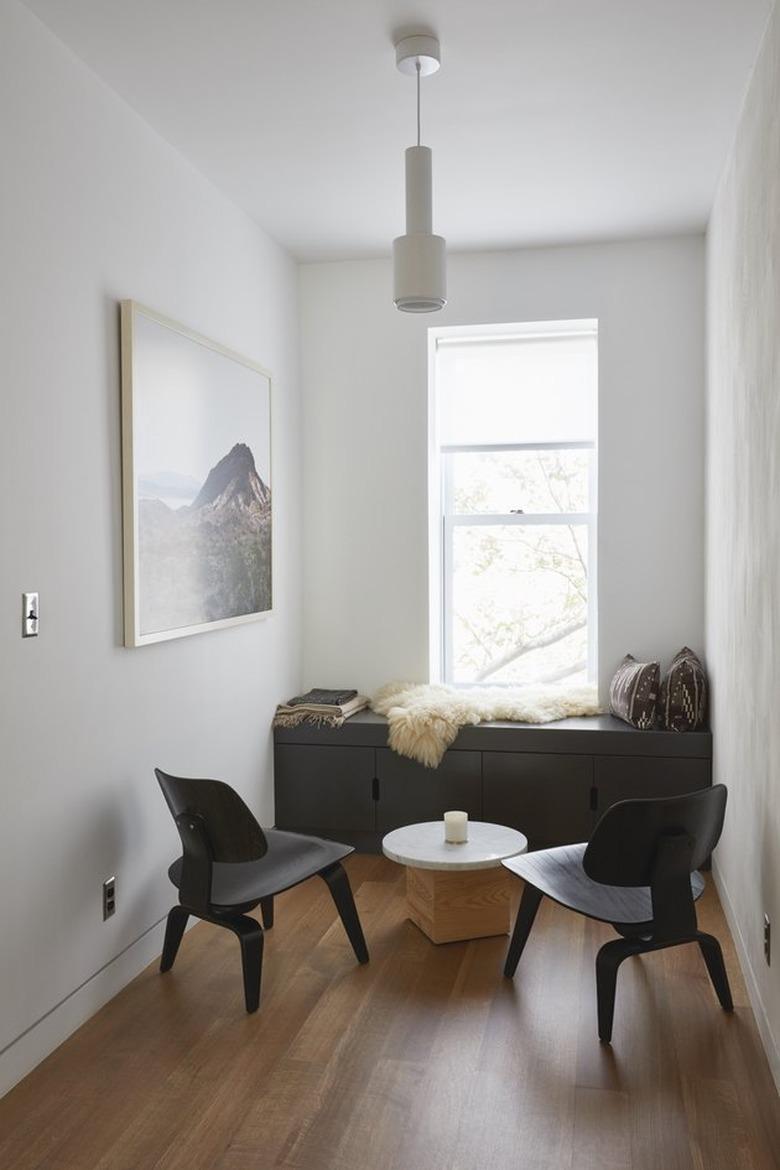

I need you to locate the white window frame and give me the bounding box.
[428,320,598,688]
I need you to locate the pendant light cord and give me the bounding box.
[416,59,421,146]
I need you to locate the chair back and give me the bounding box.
[156,769,268,863]
[583,785,727,887]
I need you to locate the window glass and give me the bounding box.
[451,524,590,685]
[448,448,592,516]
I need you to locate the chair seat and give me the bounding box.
[502,843,705,927]
[168,828,353,912]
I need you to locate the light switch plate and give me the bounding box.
[22,592,39,637]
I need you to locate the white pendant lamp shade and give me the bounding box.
[393,146,446,312]
[393,36,447,313]
[393,233,446,313]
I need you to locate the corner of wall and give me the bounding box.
[713,861,780,1092]
[705,0,780,1099]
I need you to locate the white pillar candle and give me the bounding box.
[444,810,468,843]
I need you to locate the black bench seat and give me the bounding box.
[273,711,712,854]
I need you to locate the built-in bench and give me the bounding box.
[273,711,712,853]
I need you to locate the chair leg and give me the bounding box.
[596,937,642,1043]
[504,883,543,977]
[224,916,265,1013]
[698,932,734,1011]
[614,923,652,941]
[260,896,274,929]
[320,863,369,964]
[160,906,189,973]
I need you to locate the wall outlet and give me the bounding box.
[103,876,116,921]
[764,914,771,966]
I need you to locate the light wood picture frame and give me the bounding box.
[120,301,273,647]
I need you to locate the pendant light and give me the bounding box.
[393,35,447,313]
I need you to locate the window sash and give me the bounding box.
[441,440,595,455]
[440,442,597,686]
[446,513,591,526]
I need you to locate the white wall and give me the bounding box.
[0,0,301,1096]
[707,2,780,1089]
[300,236,705,699]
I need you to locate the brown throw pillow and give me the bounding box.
[659,647,707,731]
[609,654,660,729]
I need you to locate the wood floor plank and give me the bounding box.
[216,867,427,1170]
[277,938,463,1167]
[448,901,582,1170]
[571,1086,632,1170]
[0,857,777,1170]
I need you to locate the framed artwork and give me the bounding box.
[120,301,272,646]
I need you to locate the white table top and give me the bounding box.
[382,821,528,871]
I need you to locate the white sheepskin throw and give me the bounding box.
[372,681,601,769]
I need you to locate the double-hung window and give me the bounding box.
[429,321,598,687]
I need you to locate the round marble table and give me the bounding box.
[382,821,528,944]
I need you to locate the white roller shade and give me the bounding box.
[436,328,597,447]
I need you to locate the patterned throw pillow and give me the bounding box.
[659,647,707,731]
[609,654,660,729]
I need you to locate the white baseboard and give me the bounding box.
[713,860,780,1093]
[0,915,168,1100]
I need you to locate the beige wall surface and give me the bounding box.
[300,236,706,700]
[0,0,301,1095]
[707,1,780,1089]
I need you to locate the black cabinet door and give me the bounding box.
[375,748,482,833]
[483,752,593,848]
[274,744,376,832]
[594,755,711,818]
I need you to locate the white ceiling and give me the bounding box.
[22,0,772,260]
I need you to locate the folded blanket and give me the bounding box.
[372,681,601,768]
[273,694,368,729]
[286,688,358,707]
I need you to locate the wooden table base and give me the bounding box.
[405,865,516,944]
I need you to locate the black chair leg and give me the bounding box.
[320,863,369,964]
[224,915,264,1013]
[260,896,274,929]
[614,923,652,941]
[160,906,189,973]
[698,932,734,1011]
[596,937,642,1043]
[504,883,543,977]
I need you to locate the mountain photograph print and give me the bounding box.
[121,302,272,646]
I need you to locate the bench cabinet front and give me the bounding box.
[375,748,482,833]
[274,744,376,835]
[482,752,594,848]
[273,716,712,852]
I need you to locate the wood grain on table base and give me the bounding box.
[0,856,778,1170]
[406,864,517,943]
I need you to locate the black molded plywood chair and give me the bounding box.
[502,785,733,1042]
[156,768,369,1012]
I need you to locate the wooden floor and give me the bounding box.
[1,856,779,1170]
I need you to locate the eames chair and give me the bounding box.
[156,768,369,1012]
[502,785,733,1042]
